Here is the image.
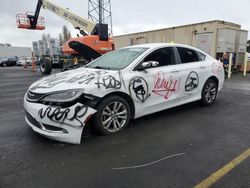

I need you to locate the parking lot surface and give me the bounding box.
[0,67,250,188]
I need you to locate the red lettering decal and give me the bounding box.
[152,72,179,100]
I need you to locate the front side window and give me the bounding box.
[87,47,148,70]
[143,47,176,67]
[177,47,199,63]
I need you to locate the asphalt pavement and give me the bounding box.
[0,67,250,188]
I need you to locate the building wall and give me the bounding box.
[114,20,242,58]
[0,46,32,58]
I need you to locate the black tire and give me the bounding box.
[3,63,7,67]
[201,78,218,106]
[92,95,131,135]
[39,57,52,75]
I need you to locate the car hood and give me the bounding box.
[29,67,123,94]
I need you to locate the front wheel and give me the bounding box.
[201,79,218,106]
[92,96,131,135]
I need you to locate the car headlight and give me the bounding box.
[41,89,83,103]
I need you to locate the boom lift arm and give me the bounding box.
[28,0,42,29]
[19,0,97,36]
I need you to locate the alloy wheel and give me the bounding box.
[101,102,128,133]
[204,82,217,103]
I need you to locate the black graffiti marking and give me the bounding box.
[79,76,96,84]
[39,107,69,123]
[31,73,70,90]
[31,70,112,90]
[95,75,122,89]
[185,72,199,92]
[94,70,108,75]
[38,105,88,127]
[69,105,88,120]
[129,77,150,103]
[118,71,126,90]
[66,73,97,84]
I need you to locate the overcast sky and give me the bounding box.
[0,0,249,47]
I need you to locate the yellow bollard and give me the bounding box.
[243,53,248,76]
[74,57,78,65]
[227,53,233,79]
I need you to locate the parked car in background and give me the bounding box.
[24,43,225,144]
[0,56,18,67]
[16,57,34,66]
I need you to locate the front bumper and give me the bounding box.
[24,98,96,144]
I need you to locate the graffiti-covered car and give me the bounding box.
[24,43,224,144]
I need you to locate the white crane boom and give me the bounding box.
[42,0,96,34]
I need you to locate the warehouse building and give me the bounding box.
[0,46,32,59]
[114,20,248,64]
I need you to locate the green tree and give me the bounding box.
[58,33,63,46]
[67,30,71,41]
[42,33,46,42]
[62,25,71,43]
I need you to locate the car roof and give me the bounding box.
[122,43,211,56]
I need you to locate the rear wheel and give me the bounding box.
[201,79,218,106]
[92,96,131,135]
[3,63,7,67]
[39,57,52,75]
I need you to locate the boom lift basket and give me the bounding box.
[16,13,45,30]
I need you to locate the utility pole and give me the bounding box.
[88,0,113,35]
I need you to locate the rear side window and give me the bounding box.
[177,47,199,63]
[197,51,206,61]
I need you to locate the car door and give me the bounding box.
[175,47,210,101]
[132,47,182,116]
[8,57,15,66]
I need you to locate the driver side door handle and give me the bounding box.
[171,70,180,73]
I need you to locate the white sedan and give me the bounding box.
[16,57,33,66]
[24,43,224,144]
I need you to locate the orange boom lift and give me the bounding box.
[16,0,114,74]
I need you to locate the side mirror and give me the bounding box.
[142,61,159,68]
[136,61,159,71]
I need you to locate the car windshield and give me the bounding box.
[87,47,148,70]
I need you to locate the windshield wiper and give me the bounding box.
[94,66,110,70]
